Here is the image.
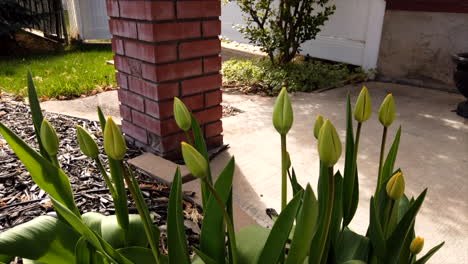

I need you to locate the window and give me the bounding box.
[387,0,468,13]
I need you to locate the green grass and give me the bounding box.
[0,44,116,99]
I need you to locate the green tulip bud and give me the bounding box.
[285,151,291,169]
[40,119,59,156]
[181,142,209,179]
[354,86,372,122]
[273,87,293,135]
[313,114,324,139]
[318,120,342,167]
[76,125,99,159]
[173,97,192,132]
[103,117,127,160]
[378,94,396,127]
[410,236,424,255]
[386,172,405,200]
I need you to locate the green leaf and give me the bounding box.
[26,71,49,160]
[379,127,401,192]
[108,158,129,230]
[343,95,359,227]
[330,171,344,246]
[192,247,218,264]
[334,228,369,263]
[97,106,107,132]
[0,216,78,263]
[200,158,235,264]
[236,226,270,264]
[75,237,93,264]
[118,247,158,264]
[286,184,318,264]
[342,261,366,264]
[413,242,445,264]
[0,122,79,215]
[258,190,303,264]
[50,198,134,264]
[368,197,386,258]
[168,168,190,264]
[385,190,427,264]
[287,167,304,196]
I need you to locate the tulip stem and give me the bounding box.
[376,126,388,195]
[203,179,238,264]
[344,122,362,224]
[315,166,335,263]
[281,134,287,211]
[184,131,194,146]
[95,157,116,198]
[51,154,60,168]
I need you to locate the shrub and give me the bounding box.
[0,75,444,264]
[228,0,335,65]
[222,58,369,93]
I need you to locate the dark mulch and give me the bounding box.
[0,94,203,256]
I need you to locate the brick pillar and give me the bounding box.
[105,0,223,160]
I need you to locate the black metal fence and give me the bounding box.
[14,0,68,42]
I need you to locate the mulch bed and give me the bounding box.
[0,94,203,258]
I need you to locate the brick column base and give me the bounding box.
[106,0,223,160]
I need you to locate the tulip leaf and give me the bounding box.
[50,198,134,264]
[0,215,78,263]
[192,247,218,264]
[258,190,303,264]
[26,71,49,160]
[200,157,235,264]
[287,167,304,196]
[0,122,79,216]
[385,190,427,264]
[342,261,366,264]
[108,158,129,230]
[97,106,107,132]
[368,197,386,257]
[334,228,369,263]
[168,168,191,264]
[236,226,270,263]
[379,127,401,192]
[413,242,445,264]
[118,247,158,264]
[75,236,93,264]
[286,185,318,264]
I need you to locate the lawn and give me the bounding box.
[0,44,116,99]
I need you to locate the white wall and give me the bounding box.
[221,0,386,70]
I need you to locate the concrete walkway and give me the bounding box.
[42,82,468,263]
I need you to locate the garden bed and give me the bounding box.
[0,94,202,255]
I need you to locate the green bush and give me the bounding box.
[0,76,443,264]
[222,58,368,94]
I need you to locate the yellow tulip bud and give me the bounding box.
[354,86,372,122]
[273,87,294,135]
[386,172,405,200]
[40,119,59,156]
[378,94,396,127]
[76,125,99,159]
[313,114,324,139]
[181,142,209,179]
[410,236,424,255]
[103,117,127,160]
[318,120,342,167]
[173,97,192,132]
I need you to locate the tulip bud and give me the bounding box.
[40,119,59,156]
[76,125,99,159]
[410,236,424,255]
[354,86,372,122]
[378,94,396,127]
[273,87,293,135]
[318,120,342,167]
[313,114,324,139]
[386,172,405,200]
[181,142,209,179]
[173,97,192,132]
[285,151,291,169]
[103,117,127,160]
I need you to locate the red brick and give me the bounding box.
[114,56,142,77]
[108,19,137,39]
[105,0,119,17]
[119,1,175,21]
[122,120,148,144]
[203,56,222,73]
[179,39,221,59]
[120,105,132,121]
[194,105,222,125]
[181,74,221,95]
[205,89,222,107]
[124,40,177,63]
[177,1,221,19]
[131,109,148,128]
[137,22,200,42]
[145,100,173,119]
[181,94,205,111]
[206,134,223,148]
[118,90,144,112]
[158,132,187,153]
[147,117,180,136]
[128,76,179,100]
[205,120,223,137]
[112,38,124,55]
[202,20,221,37]
[142,59,202,82]
[116,72,128,89]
